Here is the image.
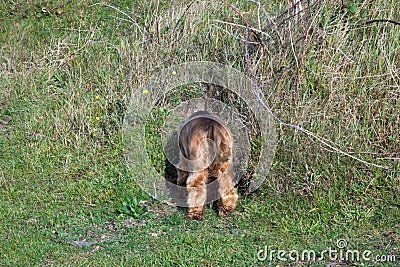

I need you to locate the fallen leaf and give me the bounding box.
[55,8,65,15]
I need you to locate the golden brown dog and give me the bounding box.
[177,111,238,219]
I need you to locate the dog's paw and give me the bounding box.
[187,207,204,220]
[218,208,230,217]
[186,212,204,220]
[219,209,228,217]
[218,204,235,217]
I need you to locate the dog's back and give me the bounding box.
[178,111,232,163]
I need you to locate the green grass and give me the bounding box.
[1,0,399,266]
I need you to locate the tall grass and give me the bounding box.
[0,0,399,265]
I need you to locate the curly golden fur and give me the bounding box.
[177,111,238,219]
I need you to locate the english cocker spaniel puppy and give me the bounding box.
[177,111,238,220]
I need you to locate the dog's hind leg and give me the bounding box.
[218,167,238,217]
[186,170,208,220]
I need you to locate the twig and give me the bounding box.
[249,0,283,46]
[366,19,400,26]
[218,0,264,46]
[172,0,196,33]
[169,0,197,46]
[211,23,260,44]
[276,0,317,27]
[376,158,400,161]
[213,19,272,39]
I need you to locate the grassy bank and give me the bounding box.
[0,0,399,266]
